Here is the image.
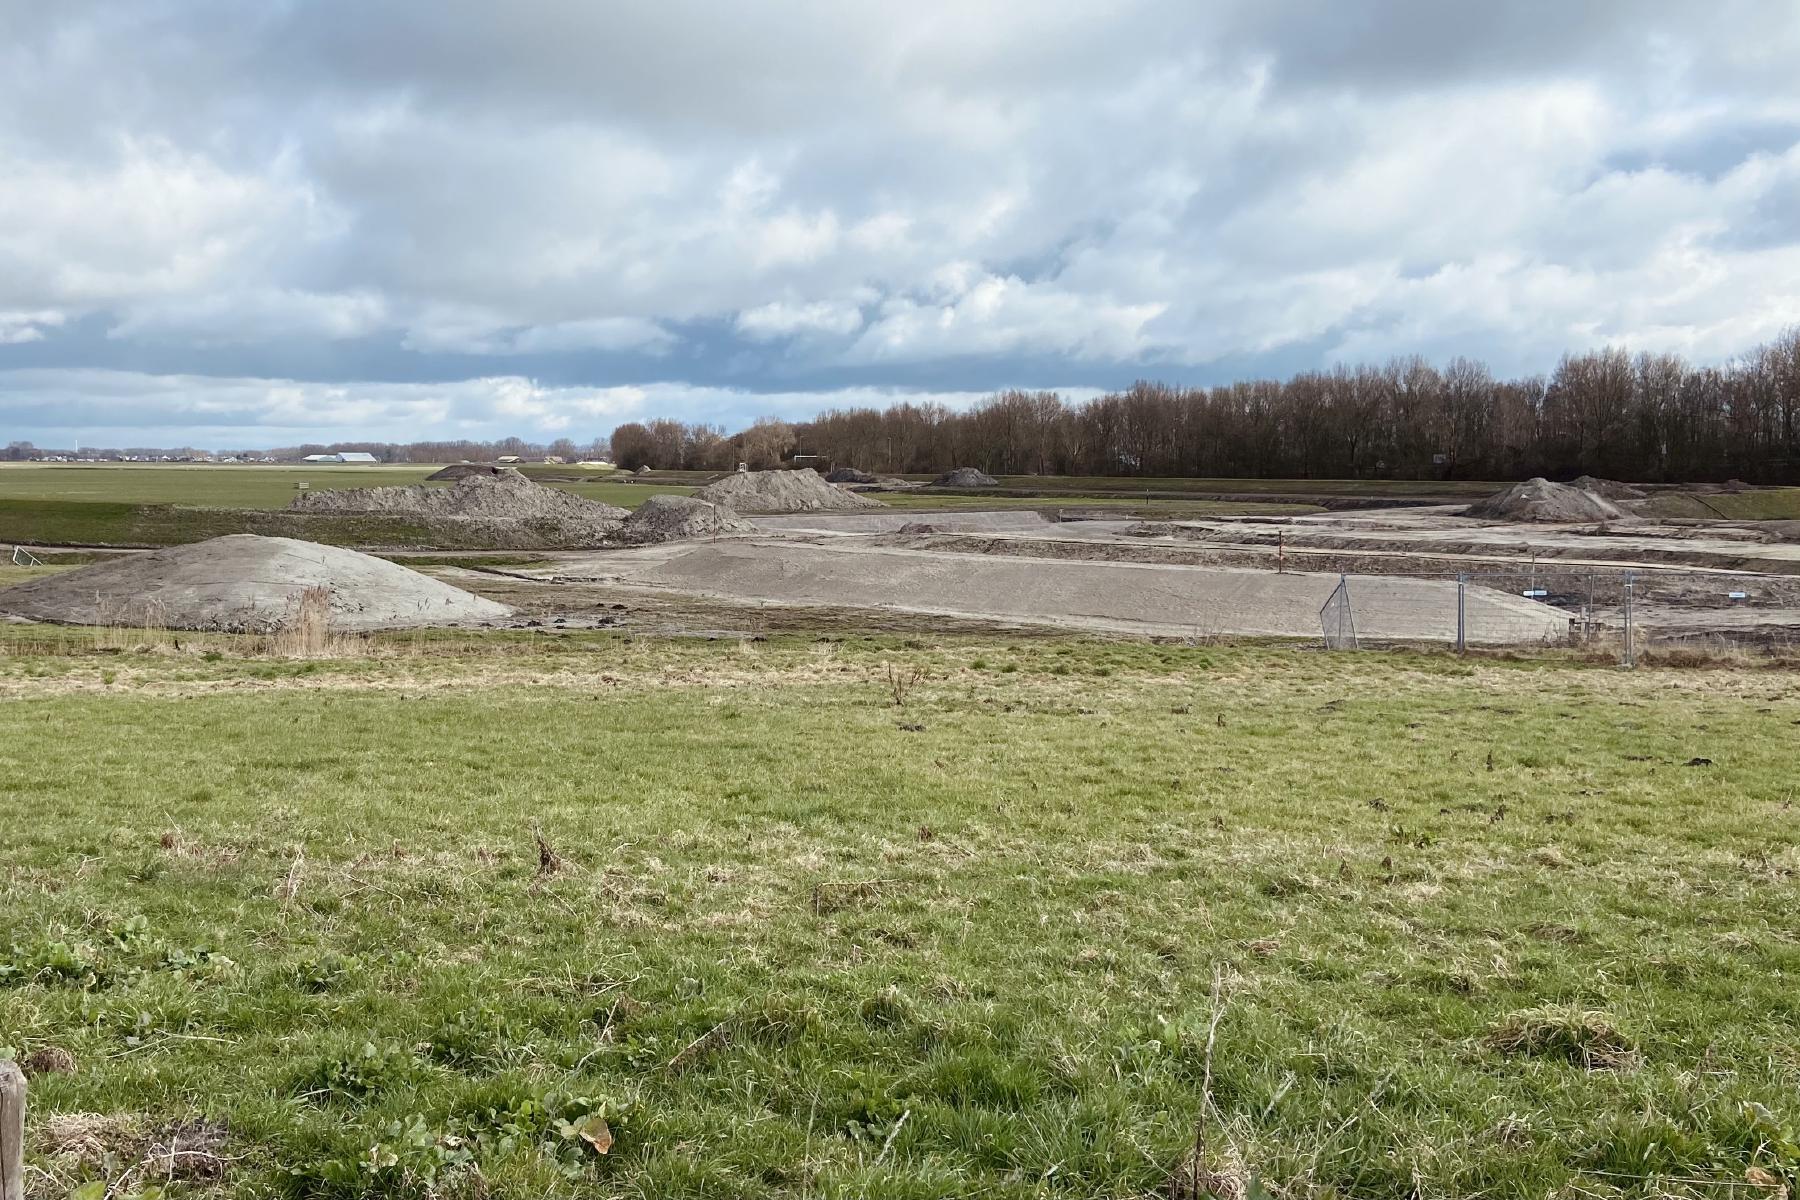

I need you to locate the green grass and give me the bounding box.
[0,464,694,514]
[0,464,442,507]
[876,494,1320,516]
[1639,488,1800,521]
[3,631,1798,1198]
[975,475,1502,499]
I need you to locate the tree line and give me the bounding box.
[611,333,1800,483]
[11,332,1799,481]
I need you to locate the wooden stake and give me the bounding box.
[1,1058,25,1200]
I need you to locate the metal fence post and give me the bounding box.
[2,1058,25,1200]
[1622,571,1636,669]
[1455,573,1466,653]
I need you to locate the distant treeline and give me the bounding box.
[610,334,1800,483]
[787,336,1800,483]
[11,332,1800,481]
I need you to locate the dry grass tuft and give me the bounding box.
[270,585,333,656]
[1485,1006,1639,1070]
[22,1044,77,1076]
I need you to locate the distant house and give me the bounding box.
[301,452,380,464]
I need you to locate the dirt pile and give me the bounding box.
[290,467,627,530]
[931,467,999,487]
[426,463,506,481]
[694,469,882,513]
[615,494,756,544]
[0,535,510,631]
[1464,478,1627,523]
[825,467,876,484]
[1569,475,1648,501]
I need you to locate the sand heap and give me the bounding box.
[1464,477,1627,523]
[425,463,506,482]
[615,495,756,544]
[1569,475,1648,501]
[291,467,627,529]
[0,535,511,632]
[694,469,882,513]
[931,467,999,487]
[824,467,876,484]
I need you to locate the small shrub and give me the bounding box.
[297,1041,420,1102]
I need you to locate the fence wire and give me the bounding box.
[1311,565,1800,665]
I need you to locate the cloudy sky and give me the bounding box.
[3,1,1799,448]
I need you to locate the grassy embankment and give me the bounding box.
[2,628,1797,1198]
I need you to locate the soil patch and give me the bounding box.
[695,469,882,513]
[1465,478,1627,523]
[0,534,511,631]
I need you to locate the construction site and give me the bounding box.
[5,466,1799,659]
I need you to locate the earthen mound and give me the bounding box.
[1464,478,1627,523]
[290,467,627,526]
[616,495,756,544]
[825,467,876,484]
[1569,475,1647,501]
[0,535,511,632]
[930,467,999,487]
[426,463,506,482]
[694,469,881,513]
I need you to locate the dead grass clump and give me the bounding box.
[1484,1006,1638,1070]
[1167,1146,1256,1200]
[269,585,332,657]
[22,1045,78,1076]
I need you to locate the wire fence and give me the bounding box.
[1314,566,1800,666]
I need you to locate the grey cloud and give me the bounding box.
[2,1,1799,447]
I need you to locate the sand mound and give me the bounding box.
[0,535,510,632]
[425,463,506,482]
[634,465,651,476]
[694,469,882,513]
[615,494,756,544]
[291,467,627,526]
[931,467,999,487]
[1569,475,1647,501]
[825,467,876,484]
[1465,478,1626,523]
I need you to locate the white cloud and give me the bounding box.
[0,311,66,345]
[0,368,1104,445]
[736,300,866,340]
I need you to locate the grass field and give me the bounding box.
[873,494,1319,516]
[0,464,689,511]
[0,465,696,548]
[1638,488,1800,521]
[4,628,1798,1198]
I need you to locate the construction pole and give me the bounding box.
[1,1058,24,1200]
[1622,571,1636,669]
[1456,573,1467,653]
[1277,531,1285,573]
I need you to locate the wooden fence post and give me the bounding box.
[1,1058,25,1200]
